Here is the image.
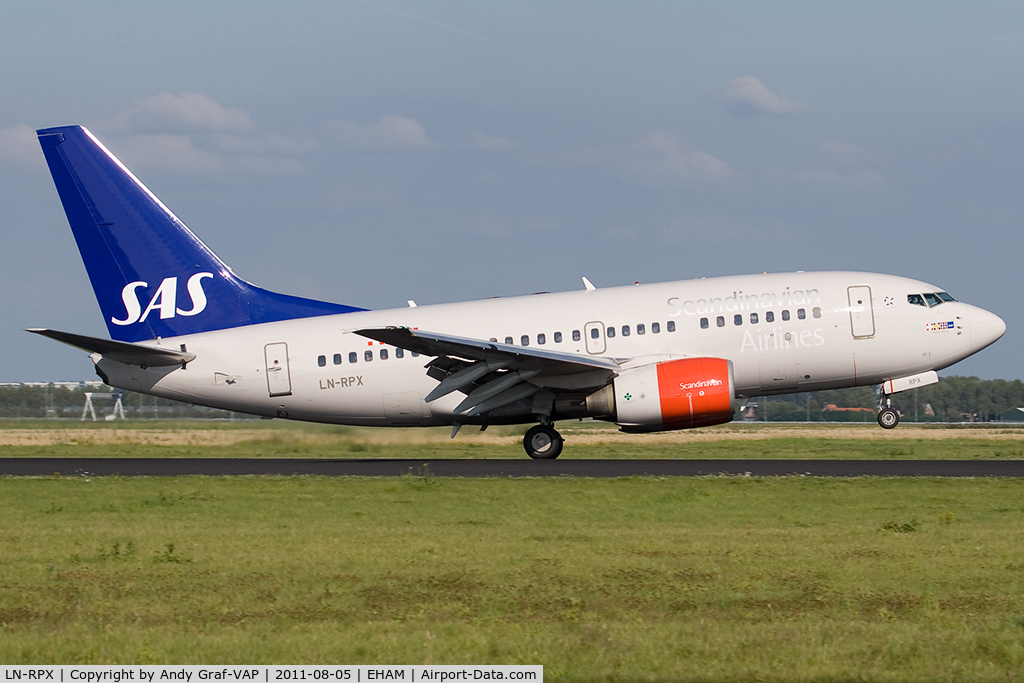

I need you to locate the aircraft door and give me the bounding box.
[848,286,875,339]
[264,342,293,397]
[584,322,606,354]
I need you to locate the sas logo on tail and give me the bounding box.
[111,273,214,326]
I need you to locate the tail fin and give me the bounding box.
[37,125,365,343]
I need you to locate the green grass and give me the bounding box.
[5,438,1024,460]
[1,419,1023,459]
[3,475,1024,681]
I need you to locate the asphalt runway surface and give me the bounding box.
[2,458,1024,477]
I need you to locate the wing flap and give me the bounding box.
[354,327,621,417]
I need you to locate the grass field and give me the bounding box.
[2,422,1024,681]
[1,419,1023,460]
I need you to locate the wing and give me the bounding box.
[28,329,196,368]
[354,326,620,417]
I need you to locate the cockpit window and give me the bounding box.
[910,292,956,307]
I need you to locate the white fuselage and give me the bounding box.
[96,271,1005,427]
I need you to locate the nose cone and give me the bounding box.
[970,307,1006,352]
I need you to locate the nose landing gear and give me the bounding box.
[877,390,900,429]
[877,407,900,429]
[524,424,563,459]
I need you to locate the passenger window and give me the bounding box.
[573,330,582,341]
[607,327,616,338]
[700,318,709,329]
[717,316,725,327]
[637,324,645,335]
[411,352,420,357]
[505,336,513,344]
[364,350,373,362]
[652,322,661,334]
[750,313,759,324]
[538,333,546,345]
[766,311,774,323]
[521,335,530,346]
[667,321,676,332]
[734,314,743,326]
[349,352,357,364]
[317,355,326,367]
[812,307,821,318]
[589,328,599,339]
[395,348,404,359]
[782,310,790,321]
[489,338,497,342]
[797,308,806,320]
[380,349,389,360]
[333,353,341,365]
[621,325,630,337]
[554,332,563,343]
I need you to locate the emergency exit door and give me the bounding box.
[847,286,875,338]
[264,342,292,396]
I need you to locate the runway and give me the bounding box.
[2,458,1024,477]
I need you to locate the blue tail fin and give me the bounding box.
[37,126,365,343]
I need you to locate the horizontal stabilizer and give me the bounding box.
[27,329,195,367]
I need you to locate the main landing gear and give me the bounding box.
[524,424,564,459]
[877,390,900,430]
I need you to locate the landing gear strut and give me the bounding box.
[524,424,563,459]
[877,390,899,430]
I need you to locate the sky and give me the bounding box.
[1,1,1021,382]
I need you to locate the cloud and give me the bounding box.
[560,132,729,186]
[928,137,999,165]
[114,93,253,133]
[111,134,228,174]
[0,124,41,167]
[723,76,808,116]
[207,133,318,156]
[100,95,306,176]
[821,141,886,165]
[806,169,883,188]
[113,133,302,176]
[775,167,884,189]
[330,116,433,151]
[465,132,518,151]
[661,215,801,244]
[600,224,640,241]
[456,212,560,239]
[364,3,494,45]
[626,131,731,184]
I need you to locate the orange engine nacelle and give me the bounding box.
[612,357,736,432]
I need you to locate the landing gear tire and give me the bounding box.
[877,407,900,429]
[524,425,563,459]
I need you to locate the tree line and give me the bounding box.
[752,376,1024,423]
[1,376,1021,422]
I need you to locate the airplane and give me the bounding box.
[29,125,1007,458]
